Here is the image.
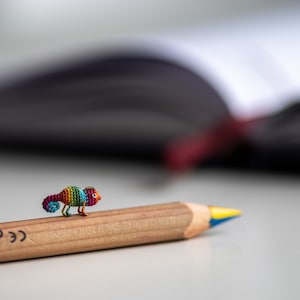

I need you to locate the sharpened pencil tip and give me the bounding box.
[209,206,242,227]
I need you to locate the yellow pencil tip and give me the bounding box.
[209,206,242,227]
[210,206,242,218]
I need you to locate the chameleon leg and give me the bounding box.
[80,202,88,216]
[66,205,72,217]
[62,204,67,217]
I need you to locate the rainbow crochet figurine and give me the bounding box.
[42,186,102,217]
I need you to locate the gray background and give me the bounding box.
[1,1,300,299]
[0,0,297,80]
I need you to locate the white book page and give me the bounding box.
[135,5,300,119]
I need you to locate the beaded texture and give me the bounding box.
[42,186,102,217]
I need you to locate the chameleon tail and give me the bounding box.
[42,194,60,213]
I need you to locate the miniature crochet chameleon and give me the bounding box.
[42,186,102,217]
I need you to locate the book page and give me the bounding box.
[136,4,300,119]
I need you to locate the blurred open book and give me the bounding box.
[1,6,300,171]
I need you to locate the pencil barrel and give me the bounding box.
[0,202,209,262]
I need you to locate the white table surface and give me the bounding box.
[0,152,299,300]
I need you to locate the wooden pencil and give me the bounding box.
[0,202,241,262]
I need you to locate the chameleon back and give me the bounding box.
[60,186,87,206]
